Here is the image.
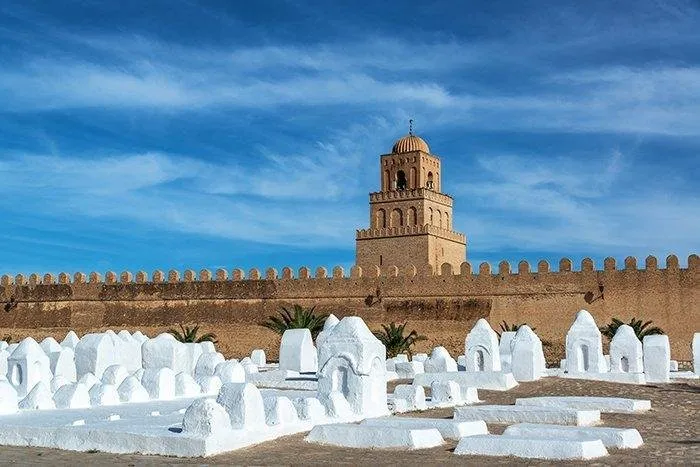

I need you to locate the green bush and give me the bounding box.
[167,323,217,343]
[262,304,328,339]
[373,322,426,358]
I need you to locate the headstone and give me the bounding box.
[142,367,176,400]
[431,380,461,405]
[264,395,299,425]
[195,352,225,379]
[89,383,121,406]
[182,398,232,436]
[196,375,223,395]
[53,382,91,409]
[424,347,458,373]
[117,376,150,402]
[216,382,266,429]
[0,379,18,414]
[609,325,643,373]
[175,372,201,397]
[464,319,501,372]
[393,384,427,411]
[251,349,266,366]
[141,334,188,373]
[18,382,55,410]
[643,335,670,383]
[74,333,120,379]
[395,361,424,379]
[316,314,340,350]
[510,326,545,382]
[6,337,52,398]
[317,317,387,417]
[280,329,317,373]
[565,310,607,373]
[60,331,80,350]
[499,331,517,372]
[102,365,130,387]
[214,361,246,384]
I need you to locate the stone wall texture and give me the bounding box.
[1,254,698,361]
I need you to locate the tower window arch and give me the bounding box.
[436,209,442,228]
[409,167,417,189]
[396,170,407,190]
[427,171,434,189]
[390,208,403,227]
[428,207,433,226]
[408,206,418,226]
[376,209,386,229]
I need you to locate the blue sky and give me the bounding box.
[0,0,698,276]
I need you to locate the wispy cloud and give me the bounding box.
[454,149,700,256]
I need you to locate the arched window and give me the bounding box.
[444,212,450,229]
[396,170,407,190]
[390,208,403,227]
[383,170,390,191]
[376,209,386,229]
[408,207,418,226]
[428,207,433,226]
[409,167,417,189]
[436,209,442,227]
[427,171,434,189]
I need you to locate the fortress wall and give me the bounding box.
[1,254,697,361]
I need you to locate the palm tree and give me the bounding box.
[262,304,328,339]
[497,320,536,337]
[600,317,664,340]
[167,323,217,343]
[373,322,427,358]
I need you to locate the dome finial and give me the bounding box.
[409,119,414,136]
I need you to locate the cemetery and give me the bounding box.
[0,310,698,463]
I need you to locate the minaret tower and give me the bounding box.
[355,125,467,273]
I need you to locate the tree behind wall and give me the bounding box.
[262,304,328,339]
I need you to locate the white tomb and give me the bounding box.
[19,382,55,410]
[279,329,317,373]
[503,423,643,449]
[102,365,130,387]
[316,313,340,351]
[455,434,608,460]
[317,316,388,418]
[53,382,91,409]
[499,331,517,372]
[693,333,700,375]
[565,310,607,373]
[175,372,201,397]
[141,334,188,373]
[395,361,424,379]
[251,349,266,366]
[424,347,458,373]
[392,384,427,412]
[0,379,18,414]
[292,397,326,421]
[89,383,121,406]
[464,319,501,372]
[142,368,177,400]
[216,382,266,429]
[510,326,545,382]
[60,331,80,349]
[306,424,444,450]
[609,325,643,373]
[214,361,246,384]
[74,333,120,379]
[263,395,299,426]
[182,398,232,437]
[195,352,225,378]
[51,348,77,382]
[6,337,52,398]
[117,376,150,403]
[643,335,670,383]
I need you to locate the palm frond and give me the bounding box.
[260,304,328,339]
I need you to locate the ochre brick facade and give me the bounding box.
[356,134,467,271]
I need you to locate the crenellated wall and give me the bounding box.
[1,254,698,360]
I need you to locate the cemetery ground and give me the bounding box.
[0,377,696,465]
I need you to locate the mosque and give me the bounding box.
[355,130,467,273]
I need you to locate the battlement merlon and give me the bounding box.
[356,224,467,244]
[369,188,454,207]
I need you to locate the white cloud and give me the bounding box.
[453,149,700,255]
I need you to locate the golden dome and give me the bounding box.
[391,134,430,154]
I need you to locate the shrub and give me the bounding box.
[497,321,536,336]
[373,322,426,358]
[600,317,664,340]
[262,304,328,339]
[167,323,217,343]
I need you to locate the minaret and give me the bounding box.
[355,127,467,273]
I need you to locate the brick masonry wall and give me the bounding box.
[1,254,698,361]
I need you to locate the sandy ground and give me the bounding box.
[0,377,697,466]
